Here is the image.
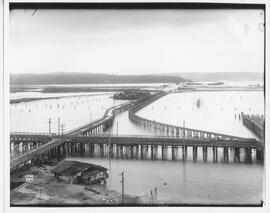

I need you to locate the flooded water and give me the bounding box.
[10,93,125,133]
[10,88,264,205]
[75,90,264,205]
[10,91,113,100]
[137,91,264,138]
[68,156,263,205]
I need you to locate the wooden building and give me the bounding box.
[52,160,108,185]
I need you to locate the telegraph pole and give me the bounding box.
[108,128,111,157]
[183,120,185,140]
[61,124,65,143]
[120,171,125,203]
[183,120,187,182]
[117,121,119,136]
[48,118,52,135]
[58,117,60,135]
[183,120,186,162]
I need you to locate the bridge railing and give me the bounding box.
[10,100,137,137]
[65,100,135,135]
[128,92,252,140]
[241,113,264,129]
[73,134,257,142]
[130,113,247,139]
[10,132,53,136]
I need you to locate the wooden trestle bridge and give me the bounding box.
[10,91,264,171]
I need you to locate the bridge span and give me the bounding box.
[10,133,263,171]
[241,113,264,140]
[129,92,247,140]
[10,91,264,171]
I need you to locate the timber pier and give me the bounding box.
[242,113,265,140]
[129,92,245,140]
[10,91,264,171]
[10,134,263,168]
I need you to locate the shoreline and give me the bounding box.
[10,92,114,105]
[10,164,142,206]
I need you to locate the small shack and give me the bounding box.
[51,160,108,185]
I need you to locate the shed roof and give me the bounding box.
[81,170,102,180]
[52,160,107,176]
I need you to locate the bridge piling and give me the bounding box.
[182,146,187,161]
[234,148,240,163]
[172,146,176,161]
[223,147,229,163]
[203,147,208,162]
[213,147,218,162]
[193,146,197,162]
[256,148,263,161]
[135,145,139,159]
[245,148,252,163]
[100,144,104,158]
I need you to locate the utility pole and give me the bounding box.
[120,171,125,204]
[61,124,65,143]
[58,117,60,135]
[183,120,186,162]
[108,128,111,157]
[48,118,52,135]
[117,121,118,136]
[90,113,92,123]
[183,120,185,140]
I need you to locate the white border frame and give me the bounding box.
[1,0,269,213]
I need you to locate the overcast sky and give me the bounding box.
[9,9,264,75]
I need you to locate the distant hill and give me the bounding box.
[171,72,264,82]
[10,73,186,85]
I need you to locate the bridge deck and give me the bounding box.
[10,91,264,170]
[10,133,263,169]
[70,135,262,149]
[65,101,134,135]
[129,92,247,140]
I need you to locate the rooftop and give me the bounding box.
[52,160,107,176]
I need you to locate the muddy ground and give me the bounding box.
[10,164,142,206]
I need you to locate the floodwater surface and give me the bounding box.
[10,93,125,133]
[137,91,264,138]
[68,156,263,205]
[10,88,264,205]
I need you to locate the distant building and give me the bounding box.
[52,160,108,185]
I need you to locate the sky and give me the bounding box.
[9,9,265,75]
